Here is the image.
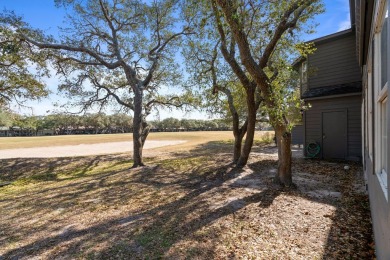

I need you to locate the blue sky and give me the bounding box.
[2,0,351,118]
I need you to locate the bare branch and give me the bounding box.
[259,1,310,69]
[20,34,122,69]
[211,2,254,90]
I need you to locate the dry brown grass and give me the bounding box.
[0,134,373,259]
[0,131,273,150]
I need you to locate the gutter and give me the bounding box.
[303,92,362,101]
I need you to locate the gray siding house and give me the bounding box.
[357,0,390,258]
[296,29,362,160]
[298,0,390,257]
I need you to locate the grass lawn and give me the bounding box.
[0,131,273,150]
[0,132,373,259]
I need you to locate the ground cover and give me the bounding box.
[0,132,373,259]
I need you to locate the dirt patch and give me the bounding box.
[0,143,373,259]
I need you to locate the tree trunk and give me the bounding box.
[274,125,293,187]
[132,89,145,168]
[140,119,150,148]
[233,134,242,163]
[231,118,247,163]
[237,87,256,167]
[220,87,248,164]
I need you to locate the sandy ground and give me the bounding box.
[0,140,186,159]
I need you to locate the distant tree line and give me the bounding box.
[0,111,134,136]
[0,111,236,136]
[150,118,231,132]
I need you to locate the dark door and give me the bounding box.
[322,110,347,159]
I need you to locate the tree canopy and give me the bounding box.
[0,18,50,107]
[3,0,195,167]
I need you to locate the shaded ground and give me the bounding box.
[0,141,374,259]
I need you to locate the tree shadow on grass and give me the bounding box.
[0,154,129,182]
[2,181,284,259]
[0,142,373,259]
[0,142,285,259]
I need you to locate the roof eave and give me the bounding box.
[355,0,374,66]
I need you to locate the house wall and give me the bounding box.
[304,94,362,160]
[365,154,390,259]
[291,125,304,146]
[360,1,390,258]
[308,32,361,88]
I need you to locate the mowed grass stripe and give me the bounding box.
[0,131,274,151]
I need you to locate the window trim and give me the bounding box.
[300,60,308,94]
[373,0,389,200]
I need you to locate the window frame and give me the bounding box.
[301,61,307,84]
[300,60,308,95]
[373,0,389,199]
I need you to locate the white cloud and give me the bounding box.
[336,0,351,31]
[338,15,351,31]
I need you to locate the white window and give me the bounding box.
[381,97,388,173]
[374,0,388,198]
[368,60,373,160]
[301,61,308,93]
[302,61,307,84]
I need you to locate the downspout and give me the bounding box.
[371,48,376,177]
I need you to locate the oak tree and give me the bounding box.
[209,0,323,186]
[184,2,262,165]
[6,0,193,167]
